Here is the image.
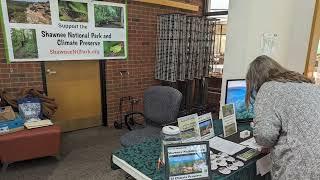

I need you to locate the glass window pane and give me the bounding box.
[210,0,229,10]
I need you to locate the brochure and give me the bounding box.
[197,113,215,140]
[178,114,200,142]
[221,104,237,137]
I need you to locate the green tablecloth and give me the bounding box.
[113,120,271,180]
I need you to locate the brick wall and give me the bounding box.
[0,0,203,127]
[106,0,203,127]
[0,31,43,95]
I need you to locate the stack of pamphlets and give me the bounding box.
[24,119,53,129]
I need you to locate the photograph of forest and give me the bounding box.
[58,0,88,22]
[103,41,125,57]
[94,4,123,28]
[6,0,51,24]
[11,28,38,59]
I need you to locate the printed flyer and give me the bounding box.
[178,113,201,142]
[0,0,128,62]
[197,113,215,140]
[221,103,238,137]
[166,143,210,180]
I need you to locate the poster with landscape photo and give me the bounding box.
[0,0,127,62]
[11,28,38,59]
[169,153,206,176]
[226,80,255,120]
[94,4,124,28]
[6,0,52,24]
[58,0,88,22]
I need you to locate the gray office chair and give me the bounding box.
[120,86,182,147]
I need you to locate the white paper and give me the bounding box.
[260,33,278,56]
[221,104,237,137]
[240,137,263,151]
[256,153,272,176]
[209,137,246,155]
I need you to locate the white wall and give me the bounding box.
[219,0,316,116]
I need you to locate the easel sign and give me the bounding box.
[221,104,237,137]
[197,113,215,140]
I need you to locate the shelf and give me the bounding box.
[132,0,199,12]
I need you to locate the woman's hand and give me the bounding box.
[260,147,271,154]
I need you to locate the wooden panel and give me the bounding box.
[45,61,102,132]
[305,0,320,77]
[133,0,199,12]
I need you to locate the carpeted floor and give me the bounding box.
[0,127,131,180]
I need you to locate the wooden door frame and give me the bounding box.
[41,61,108,127]
[99,60,108,126]
[305,0,320,78]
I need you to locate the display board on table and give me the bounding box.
[221,103,238,137]
[0,0,128,62]
[177,113,215,142]
[164,141,211,180]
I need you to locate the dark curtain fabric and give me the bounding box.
[156,14,215,82]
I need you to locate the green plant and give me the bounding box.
[103,41,124,57]
[58,0,88,22]
[11,29,38,59]
[68,1,87,14]
[7,1,28,23]
[11,29,25,52]
[94,5,122,27]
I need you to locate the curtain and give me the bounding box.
[156,14,215,82]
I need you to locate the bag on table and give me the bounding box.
[0,106,16,121]
[18,97,42,121]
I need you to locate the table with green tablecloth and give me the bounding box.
[112,120,272,180]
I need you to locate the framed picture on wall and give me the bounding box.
[164,141,211,180]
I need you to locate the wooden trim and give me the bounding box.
[99,60,108,126]
[41,62,48,95]
[305,0,320,77]
[132,0,199,12]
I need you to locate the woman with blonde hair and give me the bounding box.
[246,55,320,180]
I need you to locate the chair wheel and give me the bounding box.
[114,121,122,129]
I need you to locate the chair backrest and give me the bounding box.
[144,86,182,126]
